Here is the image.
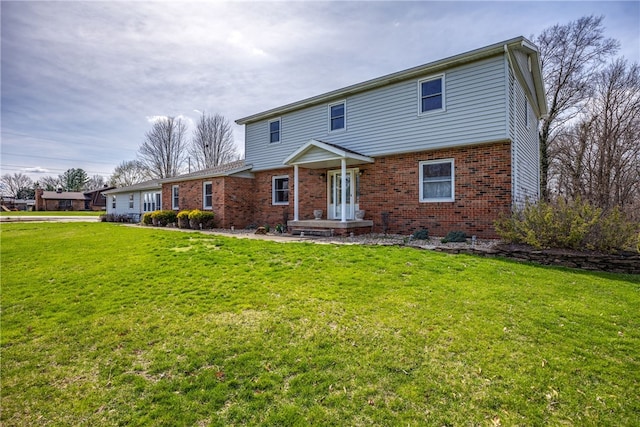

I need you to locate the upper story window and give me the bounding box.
[419,159,454,202]
[172,185,179,210]
[269,118,281,143]
[272,175,289,205]
[419,75,445,114]
[329,101,346,132]
[203,182,213,209]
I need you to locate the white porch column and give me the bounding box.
[293,164,299,221]
[340,158,347,222]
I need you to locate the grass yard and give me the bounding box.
[1,223,638,426]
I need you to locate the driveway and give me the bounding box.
[0,216,101,223]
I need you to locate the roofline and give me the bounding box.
[235,36,531,125]
[158,164,254,184]
[102,180,163,194]
[283,139,374,166]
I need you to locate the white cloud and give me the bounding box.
[22,167,51,174]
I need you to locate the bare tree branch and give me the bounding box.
[138,116,188,179]
[535,15,620,199]
[189,112,240,170]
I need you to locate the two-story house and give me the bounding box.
[160,36,546,238]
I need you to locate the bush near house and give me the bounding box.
[188,209,215,229]
[150,210,177,227]
[142,212,153,225]
[495,198,640,253]
[177,210,191,228]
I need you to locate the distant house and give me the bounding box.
[102,179,163,221]
[35,189,88,211]
[84,186,115,211]
[160,36,546,237]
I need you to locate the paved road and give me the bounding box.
[0,216,101,223]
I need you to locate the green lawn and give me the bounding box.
[1,223,638,426]
[0,210,104,216]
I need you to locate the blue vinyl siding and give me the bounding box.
[510,65,540,207]
[245,55,508,171]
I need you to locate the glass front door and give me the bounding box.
[328,169,358,220]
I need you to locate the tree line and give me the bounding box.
[536,15,639,219]
[1,112,239,197]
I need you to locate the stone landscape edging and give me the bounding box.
[429,244,640,275]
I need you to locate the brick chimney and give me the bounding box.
[35,188,44,211]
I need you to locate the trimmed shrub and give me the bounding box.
[151,210,177,227]
[411,229,429,240]
[188,209,215,229]
[142,212,153,225]
[441,231,467,243]
[177,210,191,228]
[495,198,639,253]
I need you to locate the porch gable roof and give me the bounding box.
[283,139,374,169]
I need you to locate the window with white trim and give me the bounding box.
[269,118,281,143]
[203,181,213,209]
[329,101,346,132]
[419,159,454,202]
[129,193,134,209]
[143,192,161,212]
[418,75,445,114]
[172,185,179,210]
[272,175,289,205]
[111,196,116,209]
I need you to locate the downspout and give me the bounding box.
[294,165,299,221]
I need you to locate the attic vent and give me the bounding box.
[56,187,63,193]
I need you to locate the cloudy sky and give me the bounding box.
[1,1,638,182]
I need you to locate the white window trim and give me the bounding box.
[419,158,455,203]
[417,74,446,116]
[172,185,179,210]
[328,100,347,133]
[268,118,281,144]
[203,181,213,210]
[129,193,134,210]
[272,175,289,206]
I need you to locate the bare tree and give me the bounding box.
[38,175,62,191]
[138,116,188,179]
[535,15,619,199]
[1,173,33,197]
[551,59,640,216]
[189,112,239,170]
[109,160,149,187]
[84,175,107,191]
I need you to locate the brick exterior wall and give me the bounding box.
[161,176,256,229]
[161,141,512,238]
[357,141,512,238]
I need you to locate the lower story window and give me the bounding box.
[203,182,213,209]
[129,194,134,209]
[172,185,179,210]
[272,175,289,205]
[143,192,161,212]
[419,159,454,202]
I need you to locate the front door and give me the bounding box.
[328,169,358,220]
